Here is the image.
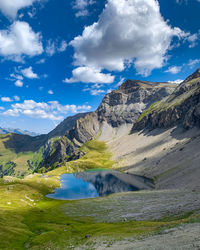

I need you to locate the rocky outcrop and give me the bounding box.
[132,68,200,132]
[47,112,89,139]
[97,80,176,127]
[40,112,100,168]
[40,80,177,168]
[67,112,100,146]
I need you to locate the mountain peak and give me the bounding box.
[184,68,200,82]
[119,80,150,91]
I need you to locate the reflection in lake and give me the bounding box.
[46,170,153,200]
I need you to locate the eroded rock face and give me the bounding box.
[97,80,176,127]
[132,69,200,132]
[41,80,177,168]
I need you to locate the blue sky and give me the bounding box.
[0,0,199,134]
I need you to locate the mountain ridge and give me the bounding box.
[1,68,200,176]
[0,127,40,137]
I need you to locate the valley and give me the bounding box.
[0,69,200,249]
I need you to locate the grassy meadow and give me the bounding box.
[0,140,200,249]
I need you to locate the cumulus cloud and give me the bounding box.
[10,73,23,80]
[13,95,20,101]
[73,0,95,17]
[1,97,12,102]
[0,0,41,19]
[165,59,200,76]
[0,21,43,61]
[168,79,183,84]
[70,0,188,77]
[15,80,23,87]
[3,100,92,120]
[165,66,182,74]
[64,66,115,84]
[21,66,39,79]
[48,90,54,95]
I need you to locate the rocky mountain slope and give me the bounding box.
[40,80,176,169]
[107,68,200,191]
[132,68,200,131]
[1,68,200,177]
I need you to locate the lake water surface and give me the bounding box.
[46,170,153,200]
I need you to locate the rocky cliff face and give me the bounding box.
[47,112,89,139]
[40,80,176,168]
[132,68,200,132]
[97,80,176,127]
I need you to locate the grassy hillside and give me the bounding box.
[0,134,42,177]
[1,140,200,249]
[0,139,200,249]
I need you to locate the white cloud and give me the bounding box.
[10,73,23,80]
[165,66,182,74]
[21,66,39,79]
[0,106,5,110]
[73,0,95,17]
[15,80,23,87]
[70,0,187,77]
[168,79,183,84]
[115,77,125,87]
[0,0,40,19]
[186,33,199,48]
[46,40,56,56]
[37,58,46,64]
[83,88,105,96]
[3,100,92,120]
[1,97,12,102]
[64,66,115,84]
[58,41,67,52]
[0,21,43,61]
[13,95,20,101]
[107,89,113,94]
[90,89,105,95]
[46,40,67,56]
[188,59,200,68]
[48,90,54,95]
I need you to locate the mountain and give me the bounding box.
[0,127,39,137]
[40,80,177,168]
[132,67,200,131]
[1,68,200,178]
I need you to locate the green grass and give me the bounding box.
[0,174,200,249]
[0,139,200,249]
[136,78,200,124]
[0,134,44,177]
[48,139,115,175]
[137,101,160,122]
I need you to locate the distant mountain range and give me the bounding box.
[0,127,39,137]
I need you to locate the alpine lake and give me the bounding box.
[46,169,154,200]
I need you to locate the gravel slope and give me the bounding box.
[91,223,200,250]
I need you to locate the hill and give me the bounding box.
[0,127,39,136]
[0,68,200,249]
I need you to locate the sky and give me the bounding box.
[0,0,199,134]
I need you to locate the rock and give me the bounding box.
[132,68,200,132]
[85,235,91,239]
[40,80,177,170]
